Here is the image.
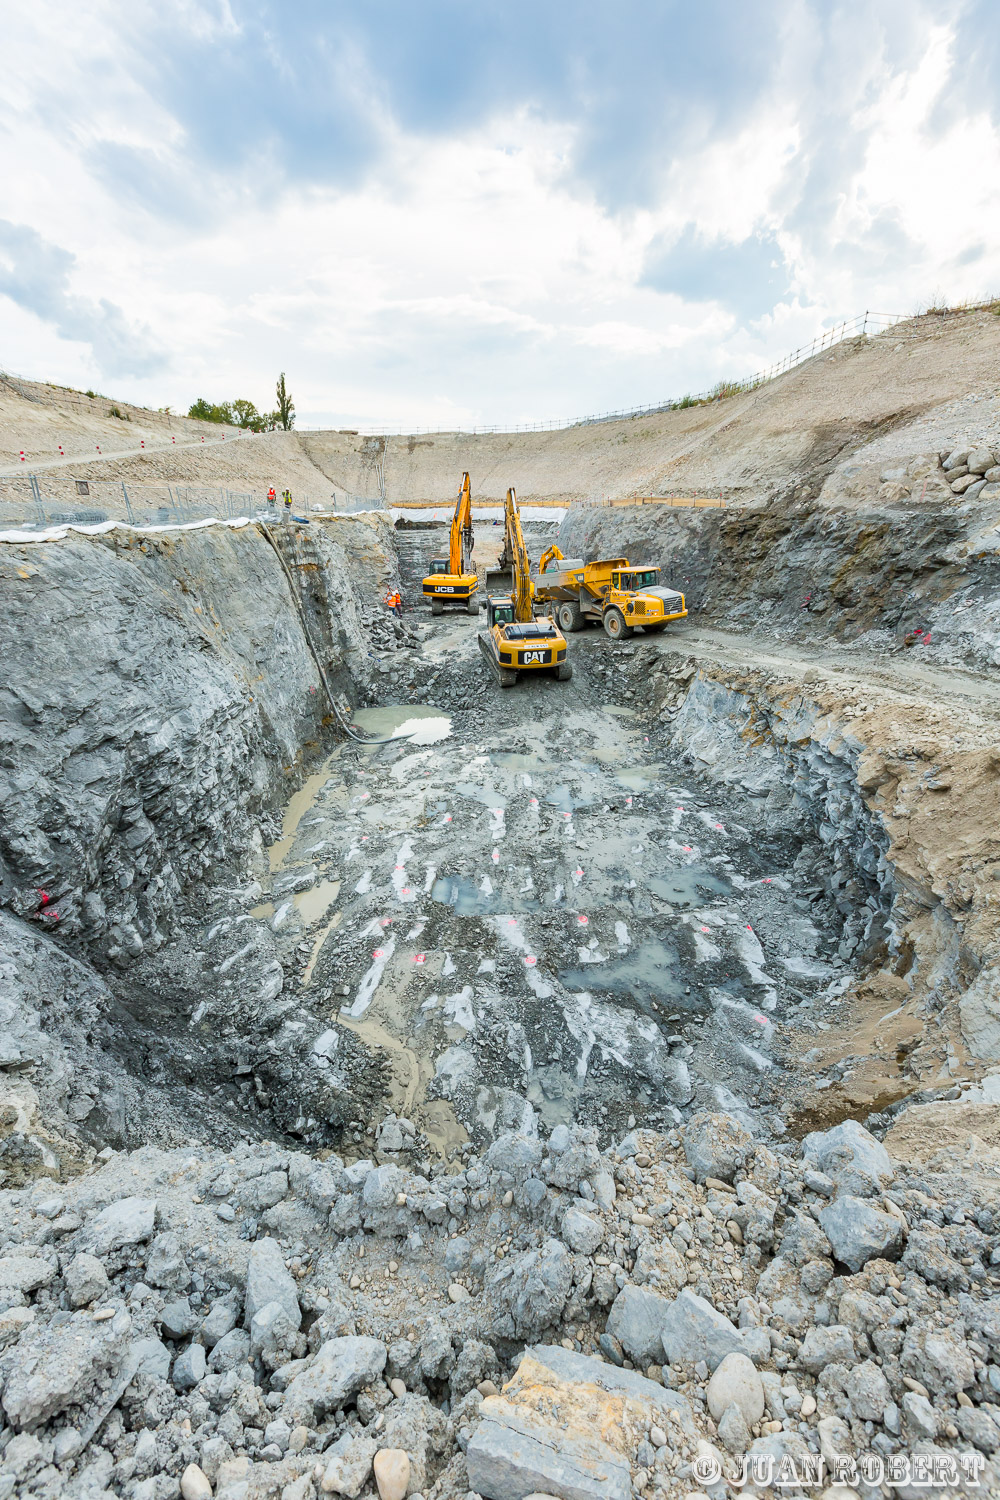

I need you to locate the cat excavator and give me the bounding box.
[478,488,572,687]
[422,471,479,614]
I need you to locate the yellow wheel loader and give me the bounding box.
[535,546,687,639]
[479,489,572,687]
[422,471,479,614]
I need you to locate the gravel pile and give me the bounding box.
[2,1107,998,1499]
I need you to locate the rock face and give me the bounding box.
[0,522,381,959]
[0,515,398,1168]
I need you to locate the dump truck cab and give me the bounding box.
[534,551,686,640]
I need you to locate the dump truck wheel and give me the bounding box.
[499,668,518,688]
[466,596,479,614]
[603,607,632,640]
[556,662,573,681]
[557,601,584,633]
[431,600,444,615]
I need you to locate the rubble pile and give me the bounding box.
[2,1107,999,1499]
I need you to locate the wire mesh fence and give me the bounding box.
[0,478,382,533]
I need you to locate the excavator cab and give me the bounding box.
[486,597,515,628]
[422,473,479,614]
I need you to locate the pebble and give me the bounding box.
[707,1353,765,1426]
[390,1378,407,1398]
[373,1448,410,1500]
[448,1283,470,1302]
[800,1394,816,1417]
[180,1464,213,1500]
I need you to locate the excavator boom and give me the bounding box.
[422,471,479,614]
[504,487,535,622]
[450,471,474,577]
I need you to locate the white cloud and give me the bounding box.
[1,5,998,424]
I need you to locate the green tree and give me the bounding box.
[275,372,295,430]
[188,397,231,424]
[229,398,265,431]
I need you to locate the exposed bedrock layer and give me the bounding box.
[0,516,402,1168]
[620,647,1000,1121]
[0,516,397,959]
[558,496,1000,670]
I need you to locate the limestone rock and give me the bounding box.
[683,1112,754,1183]
[801,1119,892,1197]
[818,1196,902,1272]
[659,1288,743,1371]
[561,1207,604,1255]
[320,1431,378,1495]
[283,1336,387,1422]
[77,1197,157,1256]
[606,1285,673,1367]
[61,1254,108,1309]
[797,1324,855,1374]
[0,1305,131,1429]
[245,1236,301,1331]
[0,1256,56,1295]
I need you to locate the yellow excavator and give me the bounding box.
[422,471,479,614]
[479,488,572,687]
[535,545,686,639]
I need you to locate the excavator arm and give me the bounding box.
[504,488,535,623]
[538,544,565,574]
[449,471,474,576]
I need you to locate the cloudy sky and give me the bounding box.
[2,1,999,428]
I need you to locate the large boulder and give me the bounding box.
[487,1238,573,1340]
[819,1197,902,1273]
[606,1285,674,1368]
[0,1306,131,1429]
[282,1336,386,1423]
[77,1198,157,1256]
[244,1237,300,1331]
[801,1120,893,1197]
[659,1289,743,1371]
[682,1112,754,1184]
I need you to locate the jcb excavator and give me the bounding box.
[535,546,686,640]
[479,489,572,687]
[422,472,479,614]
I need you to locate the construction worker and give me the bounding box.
[282,489,292,519]
[384,587,403,619]
[267,486,276,508]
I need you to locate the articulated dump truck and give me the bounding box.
[534,548,687,641]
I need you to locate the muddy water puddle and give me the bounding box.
[256,691,852,1147]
